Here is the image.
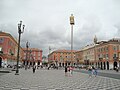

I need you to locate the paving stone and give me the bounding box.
[0,87,5,89]
[29,87,38,90]
[20,88,29,90]
[0,69,120,90]
[54,88,63,90]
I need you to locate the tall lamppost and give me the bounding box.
[25,41,30,70]
[94,35,97,68]
[15,21,25,75]
[70,14,75,66]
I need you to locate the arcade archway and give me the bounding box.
[101,62,103,70]
[107,61,109,70]
[113,61,118,70]
[104,62,106,70]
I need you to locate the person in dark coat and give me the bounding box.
[65,66,68,76]
[33,65,36,73]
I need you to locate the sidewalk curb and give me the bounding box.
[0,70,11,73]
[0,68,14,73]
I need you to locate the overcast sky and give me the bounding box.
[0,0,120,56]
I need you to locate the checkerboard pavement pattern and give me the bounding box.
[0,69,120,90]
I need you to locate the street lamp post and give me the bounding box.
[94,35,97,68]
[25,41,30,70]
[70,14,75,66]
[15,21,25,75]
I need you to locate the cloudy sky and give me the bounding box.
[0,0,120,56]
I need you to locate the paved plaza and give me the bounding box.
[0,68,120,90]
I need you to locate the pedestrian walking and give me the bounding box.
[94,67,98,77]
[70,66,74,75]
[33,65,36,73]
[68,66,71,76]
[65,66,68,76]
[88,66,92,77]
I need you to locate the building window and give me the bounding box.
[113,53,117,58]
[103,48,105,52]
[0,38,4,43]
[101,48,102,52]
[113,46,117,51]
[117,46,119,50]
[113,46,115,51]
[104,54,106,58]
[106,47,108,51]
[98,54,100,58]
[34,52,36,57]
[38,56,40,60]
[100,54,103,58]
[106,54,109,59]
[38,52,40,56]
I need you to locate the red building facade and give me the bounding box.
[0,31,24,68]
[22,48,42,67]
[95,39,120,70]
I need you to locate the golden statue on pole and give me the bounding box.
[70,14,75,25]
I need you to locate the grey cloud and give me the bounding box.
[0,0,120,56]
[114,23,120,37]
[73,15,102,49]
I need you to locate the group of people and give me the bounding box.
[65,66,74,76]
[88,66,98,77]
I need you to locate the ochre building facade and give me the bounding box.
[48,50,76,67]
[75,39,120,70]
[49,38,120,70]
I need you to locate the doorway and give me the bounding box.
[104,62,106,70]
[101,62,103,70]
[107,61,109,70]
